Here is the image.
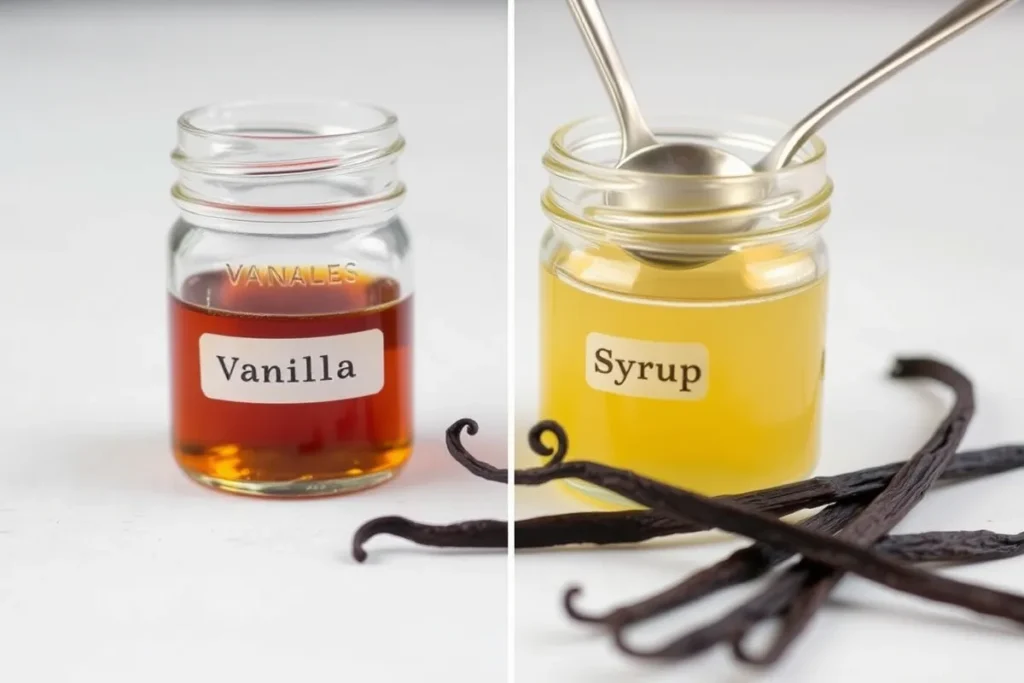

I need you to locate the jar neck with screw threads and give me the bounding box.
[540,113,831,301]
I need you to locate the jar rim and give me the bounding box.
[172,98,405,177]
[172,99,406,222]
[177,99,399,142]
[541,112,832,256]
[547,112,827,182]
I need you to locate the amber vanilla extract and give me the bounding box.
[170,269,412,496]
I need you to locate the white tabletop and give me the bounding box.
[0,1,508,681]
[513,0,1024,681]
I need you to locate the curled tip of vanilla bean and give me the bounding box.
[610,618,724,660]
[451,416,479,436]
[446,418,504,482]
[352,515,414,563]
[527,420,570,465]
[352,515,508,562]
[563,586,608,624]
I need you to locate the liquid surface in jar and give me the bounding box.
[539,245,827,505]
[169,267,412,496]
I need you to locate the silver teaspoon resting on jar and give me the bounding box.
[565,0,754,192]
[567,0,1018,265]
[700,0,1019,193]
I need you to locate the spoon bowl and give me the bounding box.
[566,0,766,264]
[620,143,751,177]
[609,143,766,245]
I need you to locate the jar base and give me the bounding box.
[173,442,412,499]
[183,468,399,498]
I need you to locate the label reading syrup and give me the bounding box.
[199,330,385,404]
[585,332,709,401]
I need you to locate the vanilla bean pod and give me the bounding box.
[353,504,1024,572]
[599,521,1024,658]
[728,358,973,666]
[353,445,1024,559]
[352,514,1024,568]
[440,365,1024,636]
[883,529,1024,563]
[604,527,1024,659]
[352,356,1006,560]
[568,505,1024,631]
[465,419,1024,627]
[575,357,972,650]
[351,517,505,562]
[352,443,1024,560]
[508,421,1024,640]
[565,499,863,628]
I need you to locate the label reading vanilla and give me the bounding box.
[585,332,708,401]
[199,330,384,404]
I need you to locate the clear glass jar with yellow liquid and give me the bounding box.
[538,114,832,507]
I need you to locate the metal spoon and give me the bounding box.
[685,0,1017,259]
[675,0,1019,214]
[568,0,1017,265]
[565,0,750,179]
[755,0,1018,173]
[565,0,756,263]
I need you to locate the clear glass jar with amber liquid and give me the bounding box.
[538,114,831,506]
[168,100,412,498]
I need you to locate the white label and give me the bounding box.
[586,332,709,401]
[199,330,385,404]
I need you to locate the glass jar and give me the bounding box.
[168,100,413,498]
[538,114,831,506]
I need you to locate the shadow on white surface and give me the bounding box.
[823,591,1024,639]
[352,540,505,566]
[40,424,505,501]
[50,429,184,497]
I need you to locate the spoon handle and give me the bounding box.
[566,0,659,160]
[762,0,1018,170]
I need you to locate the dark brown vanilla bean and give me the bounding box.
[352,517,506,563]
[450,419,1024,627]
[441,361,1024,634]
[599,521,1024,658]
[515,443,1024,548]
[512,424,1024,639]
[351,443,1024,561]
[346,354,1024,674]
[883,529,1024,563]
[568,501,1024,632]
[607,528,1024,659]
[731,357,973,666]
[352,509,1024,574]
[589,357,974,657]
[564,500,864,627]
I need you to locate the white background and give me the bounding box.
[514,0,1024,681]
[0,1,507,681]
[5,0,1024,681]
